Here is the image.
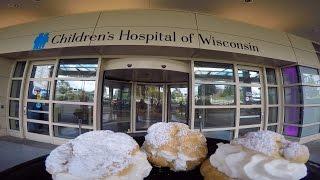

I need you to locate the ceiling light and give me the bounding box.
[243,0,254,3]
[7,3,21,8]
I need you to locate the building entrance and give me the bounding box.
[101,59,189,133]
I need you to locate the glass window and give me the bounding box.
[27,102,49,121]
[55,80,95,102]
[238,69,260,84]
[57,59,98,78]
[53,126,90,139]
[27,112,48,121]
[266,68,277,85]
[240,108,261,125]
[27,122,49,135]
[303,107,320,124]
[268,87,278,104]
[267,125,277,132]
[54,104,93,125]
[28,81,51,100]
[202,130,234,141]
[9,100,19,117]
[283,125,299,137]
[195,84,235,105]
[240,87,261,105]
[282,66,299,85]
[299,66,320,85]
[268,107,278,123]
[286,107,320,125]
[135,84,163,131]
[9,119,19,130]
[30,65,54,78]
[284,86,302,104]
[284,107,301,124]
[302,86,320,104]
[13,61,26,77]
[195,108,236,128]
[301,125,320,137]
[168,85,188,124]
[238,127,260,137]
[10,80,22,98]
[102,80,131,132]
[194,62,234,82]
[27,102,49,112]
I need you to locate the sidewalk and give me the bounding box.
[305,140,320,164]
[0,135,319,173]
[0,136,56,172]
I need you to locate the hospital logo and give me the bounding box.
[33,32,49,50]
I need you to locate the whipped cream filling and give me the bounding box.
[52,151,152,180]
[210,143,307,180]
[151,150,197,171]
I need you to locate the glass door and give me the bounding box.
[102,80,132,132]
[167,84,188,124]
[135,84,164,131]
[237,66,264,137]
[23,61,55,143]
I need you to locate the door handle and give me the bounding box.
[23,106,27,115]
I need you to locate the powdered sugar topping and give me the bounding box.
[46,130,139,179]
[283,142,309,160]
[231,130,284,156]
[145,122,176,148]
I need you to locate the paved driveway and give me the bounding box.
[0,136,56,172]
[306,140,320,164]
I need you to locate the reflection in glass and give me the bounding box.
[102,81,131,132]
[268,107,278,123]
[238,69,260,84]
[267,125,277,132]
[194,62,234,82]
[302,86,320,104]
[13,61,26,77]
[53,126,90,139]
[284,86,302,104]
[9,119,19,130]
[168,85,188,124]
[27,102,49,111]
[284,107,301,124]
[27,122,49,135]
[238,127,260,137]
[266,68,277,85]
[27,112,48,121]
[286,107,320,125]
[27,102,49,121]
[268,87,278,104]
[195,84,235,105]
[30,65,54,78]
[301,125,320,137]
[54,104,93,125]
[299,66,320,84]
[202,130,234,141]
[282,66,299,85]
[55,80,95,102]
[283,125,299,137]
[240,108,261,125]
[303,107,320,124]
[135,84,163,131]
[28,81,51,100]
[240,86,261,105]
[10,80,22,98]
[57,59,98,78]
[195,108,236,128]
[9,100,19,117]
